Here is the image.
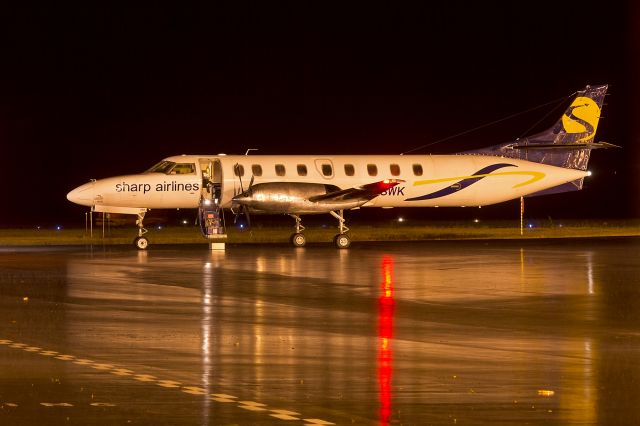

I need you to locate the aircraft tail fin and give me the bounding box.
[466,84,611,172]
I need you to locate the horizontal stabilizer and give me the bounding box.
[510,141,619,150]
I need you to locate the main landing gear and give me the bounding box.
[289,210,351,249]
[330,210,351,249]
[289,214,307,247]
[133,211,149,250]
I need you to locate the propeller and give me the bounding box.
[233,163,254,229]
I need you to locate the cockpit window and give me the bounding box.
[144,161,196,175]
[145,161,175,174]
[170,163,196,175]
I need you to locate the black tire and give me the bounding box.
[333,234,351,249]
[134,236,149,250]
[290,233,306,247]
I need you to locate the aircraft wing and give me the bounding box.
[309,179,404,203]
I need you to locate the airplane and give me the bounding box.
[67,84,614,249]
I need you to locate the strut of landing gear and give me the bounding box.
[133,211,149,250]
[330,210,351,249]
[289,214,306,247]
[288,211,351,248]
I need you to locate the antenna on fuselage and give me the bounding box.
[245,148,258,155]
[400,92,574,155]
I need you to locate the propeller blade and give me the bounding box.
[234,163,244,194]
[244,206,251,228]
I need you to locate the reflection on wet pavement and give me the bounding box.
[1,239,640,424]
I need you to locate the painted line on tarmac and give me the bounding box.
[40,402,74,407]
[0,338,335,425]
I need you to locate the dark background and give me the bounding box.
[1,2,637,228]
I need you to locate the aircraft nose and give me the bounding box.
[67,181,95,206]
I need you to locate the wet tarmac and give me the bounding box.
[1,238,640,425]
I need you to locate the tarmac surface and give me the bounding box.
[1,238,640,425]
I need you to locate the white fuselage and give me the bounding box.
[67,154,588,212]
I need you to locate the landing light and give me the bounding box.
[473,219,479,223]
[182,220,188,225]
[587,170,592,177]
[398,217,404,223]
[56,226,62,231]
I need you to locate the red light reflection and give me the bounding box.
[378,255,395,425]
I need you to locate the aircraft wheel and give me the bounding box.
[333,233,351,249]
[134,236,149,250]
[291,233,306,247]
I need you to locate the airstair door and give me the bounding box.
[198,159,226,239]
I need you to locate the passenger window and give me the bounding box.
[275,164,286,176]
[344,164,355,176]
[412,164,423,176]
[367,164,378,176]
[171,163,196,175]
[252,164,263,177]
[297,164,308,176]
[390,164,400,176]
[234,164,245,177]
[321,164,333,177]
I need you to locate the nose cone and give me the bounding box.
[232,189,252,203]
[232,194,248,203]
[67,181,95,206]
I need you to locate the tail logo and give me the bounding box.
[561,96,600,142]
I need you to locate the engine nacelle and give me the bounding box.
[232,182,365,214]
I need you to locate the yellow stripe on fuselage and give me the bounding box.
[414,171,546,189]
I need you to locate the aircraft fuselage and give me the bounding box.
[67,154,587,211]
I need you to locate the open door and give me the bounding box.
[198,159,226,239]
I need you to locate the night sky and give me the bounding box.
[1,3,637,227]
